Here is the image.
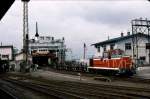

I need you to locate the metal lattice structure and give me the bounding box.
[22,0,30,65]
[131,18,150,64]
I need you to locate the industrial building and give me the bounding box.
[29,24,66,66]
[92,32,150,65]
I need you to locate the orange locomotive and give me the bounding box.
[88,49,136,75]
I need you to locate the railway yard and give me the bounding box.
[1,1,150,99]
[0,67,150,99]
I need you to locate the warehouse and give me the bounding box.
[29,30,66,66]
[92,32,150,65]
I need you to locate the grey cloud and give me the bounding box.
[1,0,150,58]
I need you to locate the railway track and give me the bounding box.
[2,78,88,99]
[2,75,150,99]
[0,88,18,99]
[60,81,150,98]
[33,79,150,99]
[0,79,22,99]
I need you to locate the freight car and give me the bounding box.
[88,49,136,76]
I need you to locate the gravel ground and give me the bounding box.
[136,66,150,79]
[6,66,150,99]
[7,65,150,91]
[9,68,150,89]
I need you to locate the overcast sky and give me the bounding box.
[0,0,150,59]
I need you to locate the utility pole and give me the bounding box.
[148,26,150,64]
[83,43,86,59]
[22,0,30,68]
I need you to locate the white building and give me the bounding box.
[28,22,66,65]
[92,33,150,64]
[0,45,13,61]
[29,33,66,65]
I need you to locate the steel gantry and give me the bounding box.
[131,18,150,65]
[22,0,30,69]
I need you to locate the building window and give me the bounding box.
[40,37,44,40]
[125,43,131,50]
[97,46,100,52]
[146,43,150,49]
[140,56,145,61]
[2,55,9,58]
[110,44,115,50]
[103,45,106,51]
[46,37,50,40]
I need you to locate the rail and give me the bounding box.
[3,75,150,99]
